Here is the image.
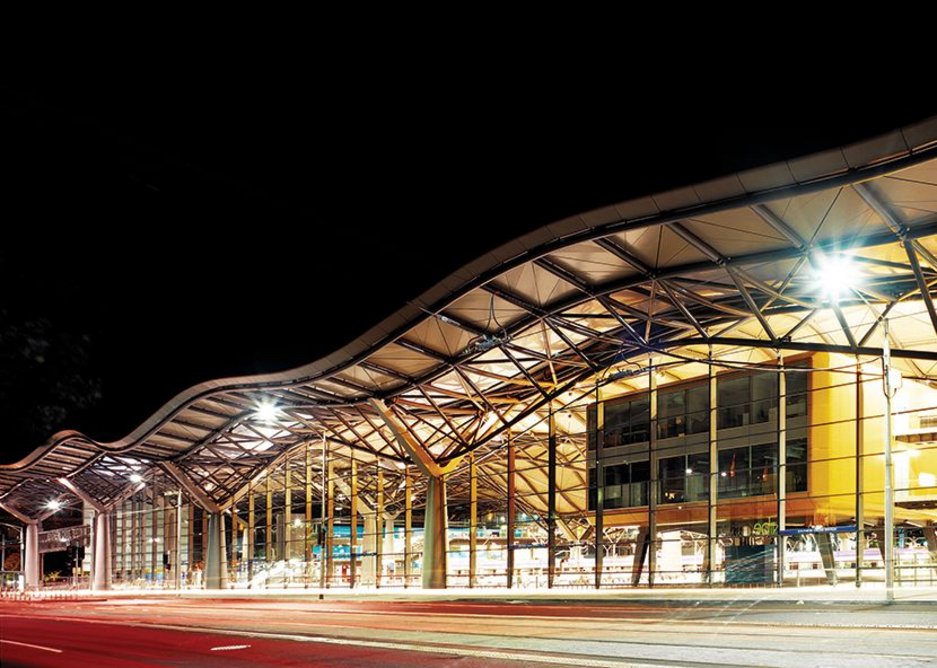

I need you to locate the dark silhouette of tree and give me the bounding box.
[0,309,101,458]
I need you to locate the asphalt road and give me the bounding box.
[2,597,936,667]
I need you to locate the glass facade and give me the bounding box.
[92,354,935,591]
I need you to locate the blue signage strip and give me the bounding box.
[778,525,858,536]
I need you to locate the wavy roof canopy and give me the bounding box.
[4,118,937,519]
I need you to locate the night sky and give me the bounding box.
[1,82,932,462]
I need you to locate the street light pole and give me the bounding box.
[319,433,327,598]
[882,318,896,603]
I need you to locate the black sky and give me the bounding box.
[1,81,933,462]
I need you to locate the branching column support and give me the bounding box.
[57,477,113,591]
[159,462,225,590]
[368,398,459,589]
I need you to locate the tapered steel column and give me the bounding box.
[24,521,40,589]
[93,511,112,591]
[205,513,224,589]
[422,474,448,589]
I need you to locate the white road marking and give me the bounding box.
[210,644,251,651]
[0,639,64,653]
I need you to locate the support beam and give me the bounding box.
[376,466,384,588]
[204,512,227,589]
[24,521,40,590]
[160,462,221,514]
[469,453,477,588]
[594,384,605,590]
[0,500,34,525]
[93,511,112,591]
[777,358,787,587]
[404,471,412,587]
[855,359,865,588]
[422,475,448,589]
[506,438,516,589]
[369,397,450,590]
[547,413,557,589]
[284,455,292,561]
[247,483,255,581]
[327,462,334,586]
[367,399,461,477]
[350,457,357,588]
[706,355,718,585]
[648,368,658,587]
[56,477,104,512]
[305,444,313,561]
[265,475,273,563]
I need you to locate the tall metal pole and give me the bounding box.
[320,434,327,597]
[506,436,516,589]
[176,490,182,590]
[882,318,895,603]
[777,356,787,587]
[594,379,604,589]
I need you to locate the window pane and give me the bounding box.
[750,443,777,495]
[718,376,749,408]
[630,460,650,483]
[687,384,708,413]
[605,402,629,429]
[786,438,808,492]
[605,463,627,486]
[660,390,685,418]
[659,456,686,504]
[687,452,710,475]
[752,371,776,401]
[718,447,750,498]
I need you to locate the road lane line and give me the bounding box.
[210,644,251,651]
[0,639,64,653]
[147,625,673,668]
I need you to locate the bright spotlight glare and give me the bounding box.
[815,254,860,302]
[293,518,303,528]
[253,400,280,423]
[45,499,62,511]
[129,473,143,483]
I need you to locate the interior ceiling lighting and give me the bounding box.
[45,499,62,511]
[814,253,861,302]
[253,399,280,424]
[129,473,143,483]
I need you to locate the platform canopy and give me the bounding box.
[4,118,937,520]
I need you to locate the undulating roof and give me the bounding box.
[3,117,937,520]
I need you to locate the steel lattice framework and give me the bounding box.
[4,118,937,523]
